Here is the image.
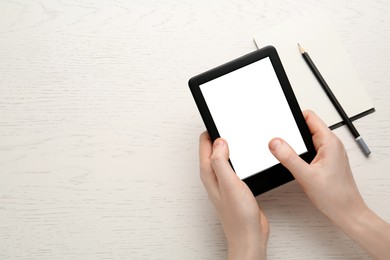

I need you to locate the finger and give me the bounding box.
[258,208,270,238]
[199,131,212,165]
[268,138,310,180]
[303,110,335,149]
[303,110,332,137]
[199,132,218,197]
[210,138,238,189]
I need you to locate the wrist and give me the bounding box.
[228,245,266,260]
[328,196,369,230]
[319,180,368,229]
[331,201,371,237]
[331,204,390,259]
[227,238,267,260]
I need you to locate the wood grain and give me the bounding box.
[1,0,389,259]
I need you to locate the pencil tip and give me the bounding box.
[297,43,305,54]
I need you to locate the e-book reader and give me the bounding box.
[189,46,316,195]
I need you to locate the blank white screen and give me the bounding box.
[200,57,307,179]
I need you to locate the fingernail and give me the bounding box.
[214,138,225,148]
[269,139,283,151]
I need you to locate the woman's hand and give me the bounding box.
[268,110,366,223]
[199,132,269,260]
[269,110,390,259]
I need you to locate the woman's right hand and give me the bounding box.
[268,110,366,223]
[268,110,390,260]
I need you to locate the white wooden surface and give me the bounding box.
[0,0,389,259]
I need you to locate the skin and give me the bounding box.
[199,134,269,260]
[199,110,390,260]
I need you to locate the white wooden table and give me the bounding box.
[1,0,389,259]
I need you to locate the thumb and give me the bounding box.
[211,138,238,188]
[268,138,309,180]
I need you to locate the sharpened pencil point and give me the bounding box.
[297,43,305,54]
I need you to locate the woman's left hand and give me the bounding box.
[199,132,269,260]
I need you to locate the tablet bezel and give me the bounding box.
[189,45,316,196]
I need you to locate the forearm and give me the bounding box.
[333,205,390,260]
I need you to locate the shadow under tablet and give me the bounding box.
[189,46,316,196]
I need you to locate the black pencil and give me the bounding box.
[298,43,371,157]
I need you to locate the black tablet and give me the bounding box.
[189,45,316,196]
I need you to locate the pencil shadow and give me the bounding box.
[256,181,369,259]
